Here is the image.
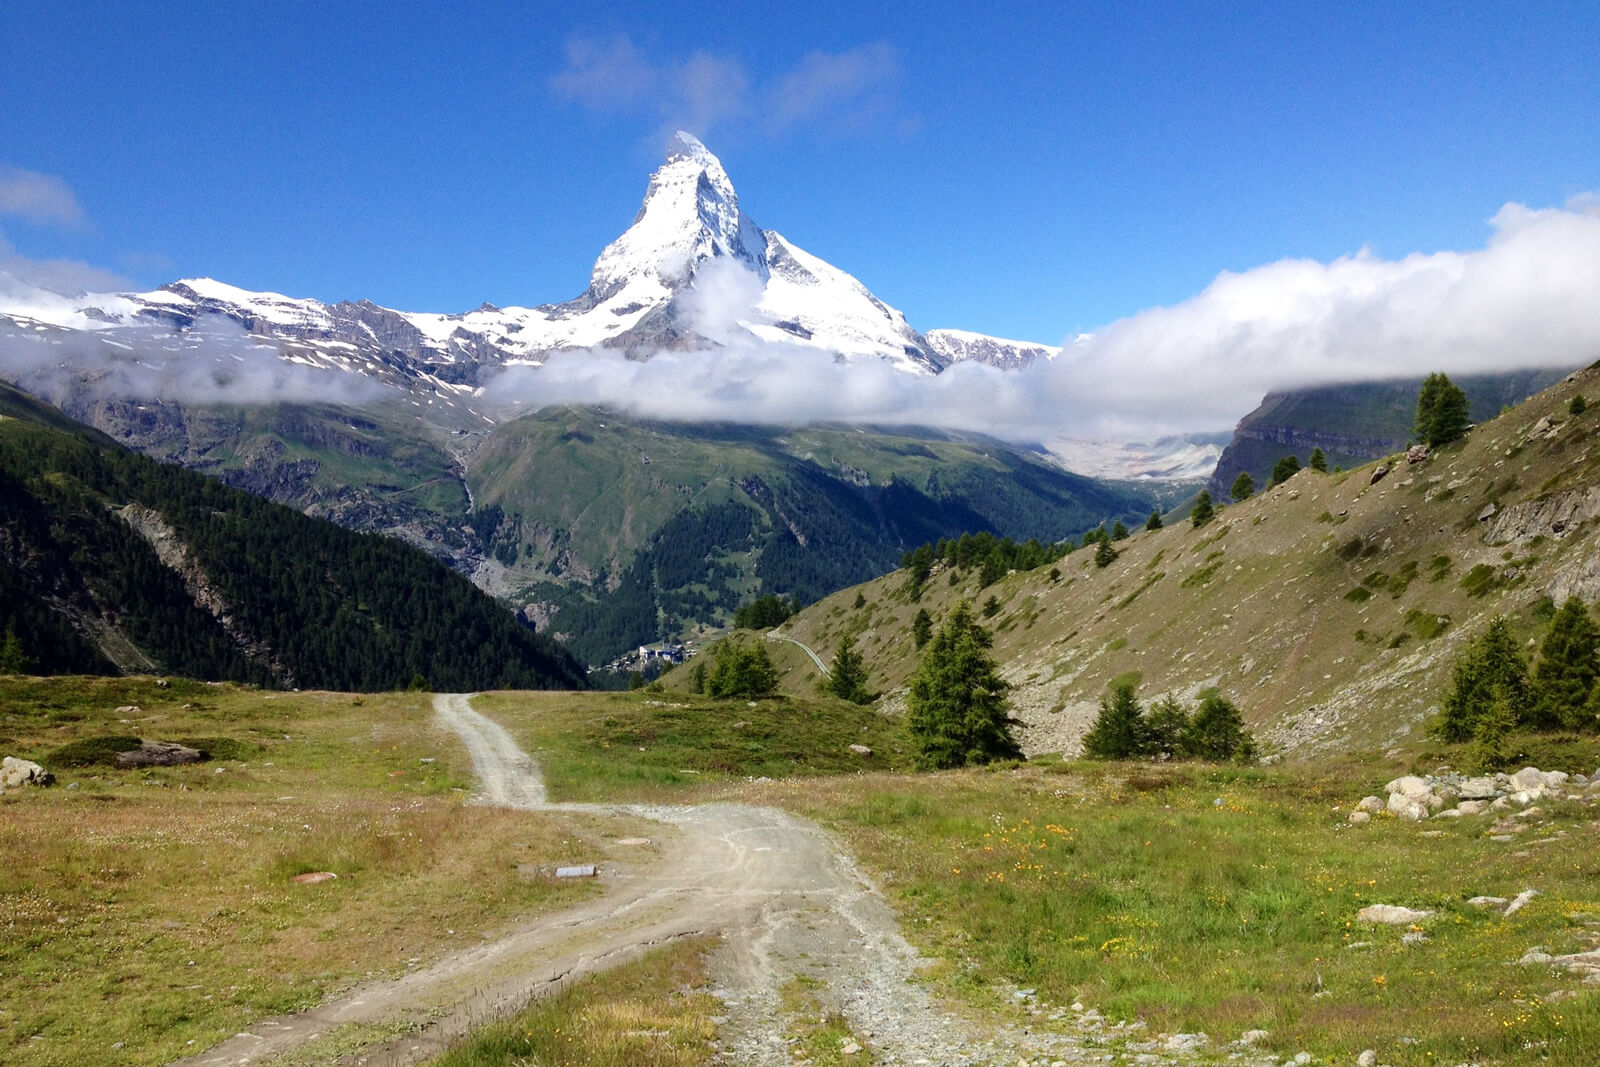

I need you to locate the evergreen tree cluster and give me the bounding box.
[703,637,778,699]
[0,416,585,691]
[733,593,801,630]
[1081,682,1256,763]
[900,532,1070,597]
[905,602,1023,768]
[1434,601,1600,766]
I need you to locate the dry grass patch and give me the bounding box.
[0,679,605,1066]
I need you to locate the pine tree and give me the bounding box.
[707,638,778,699]
[911,608,933,650]
[1094,538,1117,568]
[1144,694,1190,759]
[906,602,1022,769]
[1082,681,1146,759]
[1415,372,1471,447]
[1308,446,1328,472]
[1270,455,1301,487]
[0,628,38,674]
[827,633,871,704]
[1434,617,1531,741]
[1190,490,1214,528]
[1111,520,1129,541]
[1531,597,1600,730]
[1230,471,1255,501]
[1145,511,1163,531]
[1469,693,1518,773]
[1183,692,1253,761]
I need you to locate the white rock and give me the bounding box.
[1239,1029,1270,1045]
[1467,896,1509,908]
[1432,808,1464,818]
[1519,949,1555,965]
[1458,776,1499,799]
[1358,904,1434,924]
[0,756,53,788]
[1386,794,1429,821]
[1355,795,1385,814]
[1504,888,1539,917]
[1456,799,1489,815]
[1358,1051,1379,1067]
[1348,810,1372,825]
[1386,775,1433,798]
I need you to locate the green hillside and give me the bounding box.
[469,408,1157,662]
[760,364,1600,761]
[0,385,584,691]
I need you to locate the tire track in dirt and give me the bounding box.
[177,694,1117,1066]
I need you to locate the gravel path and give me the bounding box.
[175,695,1275,1067]
[768,629,828,674]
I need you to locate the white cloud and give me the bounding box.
[0,240,131,296]
[549,34,909,141]
[482,194,1600,443]
[0,165,87,228]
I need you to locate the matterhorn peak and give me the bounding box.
[664,129,716,166]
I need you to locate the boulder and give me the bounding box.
[848,744,873,756]
[1370,465,1391,485]
[1405,444,1430,464]
[1504,888,1540,917]
[1458,776,1499,799]
[1348,810,1372,825]
[1456,799,1490,816]
[114,741,206,768]
[1359,904,1434,925]
[1354,795,1385,814]
[1,756,54,788]
[1386,793,1429,821]
[1467,896,1509,909]
[1510,767,1551,794]
[1386,775,1432,798]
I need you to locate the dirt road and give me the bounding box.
[175,695,1160,1066]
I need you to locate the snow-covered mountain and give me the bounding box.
[924,328,1058,369]
[0,132,948,382]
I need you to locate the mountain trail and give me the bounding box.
[175,694,1235,1067]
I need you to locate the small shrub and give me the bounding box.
[48,735,144,768]
[1344,587,1372,603]
[1427,555,1452,582]
[1335,536,1365,561]
[1460,563,1501,598]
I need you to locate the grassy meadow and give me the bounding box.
[0,677,610,1067]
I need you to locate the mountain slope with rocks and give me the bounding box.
[762,364,1600,760]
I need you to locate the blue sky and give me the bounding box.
[3,1,1596,345]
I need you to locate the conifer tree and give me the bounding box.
[1183,692,1253,761]
[1190,490,1214,528]
[911,608,933,650]
[1415,372,1471,447]
[1434,617,1530,741]
[0,628,37,674]
[1270,455,1301,487]
[1094,538,1117,568]
[1145,510,1163,531]
[1144,694,1191,759]
[1111,520,1129,541]
[1230,471,1255,502]
[1308,446,1328,472]
[1531,597,1600,730]
[906,602,1022,768]
[827,633,871,704]
[1082,681,1146,759]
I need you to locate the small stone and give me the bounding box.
[1456,799,1489,815]
[1358,1051,1378,1067]
[840,1040,861,1056]
[1348,810,1372,825]
[1239,1029,1270,1046]
[1519,949,1555,965]
[1401,930,1429,944]
[848,744,873,756]
[289,871,337,885]
[1467,896,1509,909]
[1293,1053,1313,1066]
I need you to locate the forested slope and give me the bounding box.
[0,385,585,691]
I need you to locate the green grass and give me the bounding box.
[429,936,720,1067]
[0,678,604,1067]
[772,761,1600,1067]
[478,690,915,803]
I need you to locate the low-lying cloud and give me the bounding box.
[485,194,1600,442]
[0,316,390,412]
[0,164,86,229]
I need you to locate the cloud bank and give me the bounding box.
[549,35,911,141]
[484,194,1600,442]
[0,165,86,228]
